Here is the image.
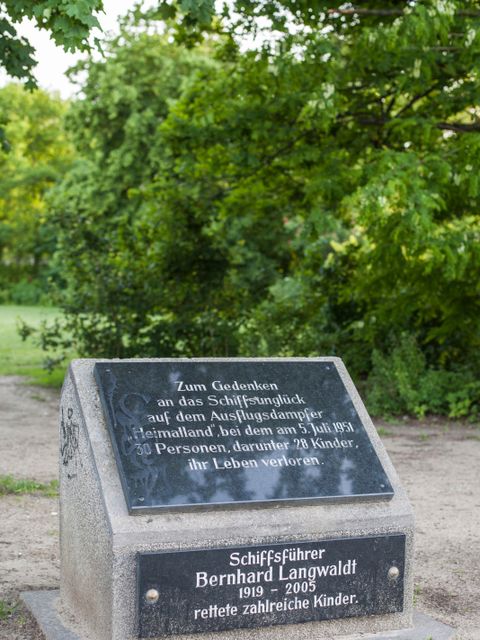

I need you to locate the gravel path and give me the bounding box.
[0,376,479,639]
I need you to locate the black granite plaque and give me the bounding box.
[94,360,393,512]
[137,535,405,636]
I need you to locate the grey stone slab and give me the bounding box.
[58,358,415,640]
[22,591,81,640]
[94,360,394,512]
[21,591,455,640]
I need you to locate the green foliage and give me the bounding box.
[5,279,48,305]
[0,305,67,386]
[40,3,480,418]
[47,30,223,357]
[366,335,480,419]
[0,84,75,302]
[0,0,104,87]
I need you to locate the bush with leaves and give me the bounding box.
[366,335,480,420]
[39,3,480,418]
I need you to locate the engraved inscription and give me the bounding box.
[94,361,393,511]
[137,535,405,636]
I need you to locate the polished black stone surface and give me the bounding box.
[94,361,393,512]
[137,535,405,636]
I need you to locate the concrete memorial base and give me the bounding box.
[22,357,450,640]
[22,591,456,640]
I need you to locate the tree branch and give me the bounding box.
[327,8,480,17]
[355,116,480,133]
[394,84,440,119]
[437,122,480,132]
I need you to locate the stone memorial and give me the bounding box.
[22,357,455,640]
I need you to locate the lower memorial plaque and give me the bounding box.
[137,535,405,637]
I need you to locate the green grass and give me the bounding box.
[0,599,19,620]
[377,427,393,437]
[0,475,59,497]
[0,305,68,387]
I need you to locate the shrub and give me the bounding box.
[366,335,480,419]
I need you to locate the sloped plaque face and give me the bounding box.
[94,360,393,512]
[137,535,405,636]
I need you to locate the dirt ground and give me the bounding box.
[0,375,479,640]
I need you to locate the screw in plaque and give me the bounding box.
[145,589,160,604]
[388,566,400,581]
